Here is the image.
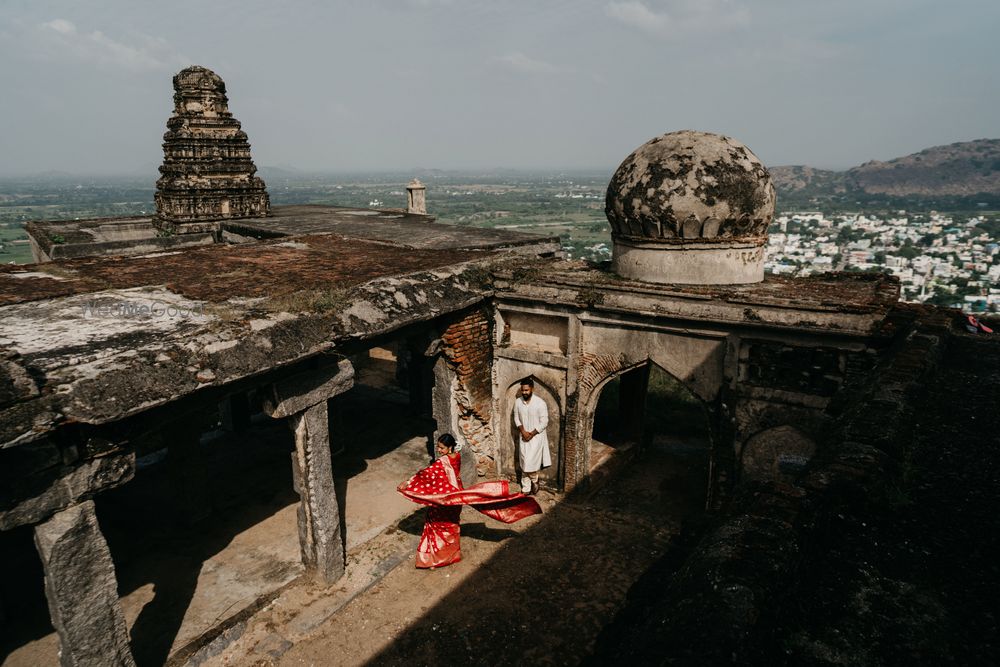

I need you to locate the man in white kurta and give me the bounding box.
[513,377,551,495]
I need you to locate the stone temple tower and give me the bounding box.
[155,66,269,229]
[605,130,775,284]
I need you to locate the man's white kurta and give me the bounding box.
[513,394,551,473]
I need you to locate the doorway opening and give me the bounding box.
[591,363,712,512]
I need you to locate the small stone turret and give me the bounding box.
[155,66,269,228]
[406,179,427,215]
[606,130,775,284]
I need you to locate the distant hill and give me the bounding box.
[771,139,1000,207]
[769,165,848,195]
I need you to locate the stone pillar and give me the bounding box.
[33,501,135,667]
[406,178,427,215]
[618,365,650,444]
[264,359,354,584]
[560,391,588,493]
[219,392,252,433]
[430,353,456,446]
[288,402,342,582]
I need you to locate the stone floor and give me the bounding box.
[0,350,712,667]
[0,368,434,667]
[206,439,711,667]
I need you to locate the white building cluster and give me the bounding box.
[766,211,1000,311]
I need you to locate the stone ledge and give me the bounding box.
[263,359,354,418]
[0,451,135,530]
[494,346,570,369]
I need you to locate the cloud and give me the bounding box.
[43,18,76,35]
[495,52,561,75]
[403,0,455,7]
[606,0,749,38]
[36,18,187,72]
[606,1,670,33]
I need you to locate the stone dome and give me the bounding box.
[605,130,775,285]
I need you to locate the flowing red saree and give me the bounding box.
[397,452,542,568]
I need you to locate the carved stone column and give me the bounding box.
[287,402,340,582]
[264,358,354,584]
[34,500,136,667]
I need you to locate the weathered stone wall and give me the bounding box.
[730,338,877,479]
[587,307,953,664]
[439,307,495,478]
[743,341,844,396]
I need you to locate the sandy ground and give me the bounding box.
[211,441,708,667]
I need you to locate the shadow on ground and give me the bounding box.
[358,445,710,667]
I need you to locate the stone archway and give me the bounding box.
[564,353,716,490]
[501,378,562,488]
[563,356,639,488]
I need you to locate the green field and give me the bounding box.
[0,173,609,264]
[5,172,994,266]
[0,225,32,265]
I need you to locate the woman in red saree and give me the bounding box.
[398,434,542,569]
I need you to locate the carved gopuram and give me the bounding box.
[155,66,270,231]
[2,69,981,666]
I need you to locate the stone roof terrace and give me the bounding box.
[1,209,561,449]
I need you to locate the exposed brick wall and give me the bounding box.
[576,352,632,400]
[440,307,494,465]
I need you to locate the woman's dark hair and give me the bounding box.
[437,433,457,451]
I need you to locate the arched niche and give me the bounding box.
[740,425,816,483]
[502,378,563,488]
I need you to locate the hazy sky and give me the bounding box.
[1,0,997,176]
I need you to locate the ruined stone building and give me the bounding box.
[2,66,993,666]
